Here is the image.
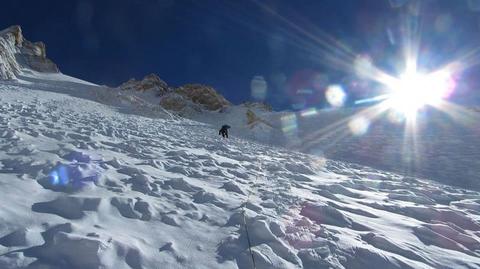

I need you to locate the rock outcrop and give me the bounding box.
[174,84,231,111]
[0,25,59,80]
[0,26,22,80]
[159,93,189,111]
[20,39,59,73]
[118,73,169,95]
[243,102,274,129]
[118,75,231,113]
[242,101,273,112]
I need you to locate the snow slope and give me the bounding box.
[1,73,480,269]
[277,105,480,191]
[183,102,480,191]
[114,75,480,190]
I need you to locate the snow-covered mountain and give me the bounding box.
[0,25,58,80]
[1,26,480,269]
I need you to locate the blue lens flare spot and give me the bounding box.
[49,170,59,185]
[49,165,70,186]
[58,165,69,185]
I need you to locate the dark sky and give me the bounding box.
[2,0,480,109]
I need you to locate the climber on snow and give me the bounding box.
[219,125,230,138]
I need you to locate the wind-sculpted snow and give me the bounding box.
[0,76,480,268]
[172,97,480,191]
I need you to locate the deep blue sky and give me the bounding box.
[2,0,480,109]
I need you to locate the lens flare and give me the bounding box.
[325,85,347,108]
[49,165,70,186]
[281,113,298,134]
[250,75,268,101]
[300,107,318,117]
[248,0,475,164]
[386,69,455,118]
[296,88,313,95]
[348,116,370,136]
[354,55,374,78]
[292,101,306,110]
[59,165,69,185]
[50,170,59,185]
[387,110,405,124]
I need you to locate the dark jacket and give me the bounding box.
[219,125,230,138]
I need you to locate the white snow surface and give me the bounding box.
[1,74,480,269]
[187,103,480,190]
[115,82,480,190]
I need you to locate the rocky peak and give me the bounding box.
[118,73,169,95]
[118,74,231,112]
[159,83,232,113]
[0,25,59,80]
[1,25,23,46]
[174,84,231,111]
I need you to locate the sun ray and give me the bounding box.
[433,100,480,127]
[244,0,479,166]
[401,106,421,175]
[250,0,401,86]
[296,102,390,152]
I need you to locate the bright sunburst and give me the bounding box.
[251,0,480,157]
[385,68,456,119]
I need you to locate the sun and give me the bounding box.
[385,69,455,118]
